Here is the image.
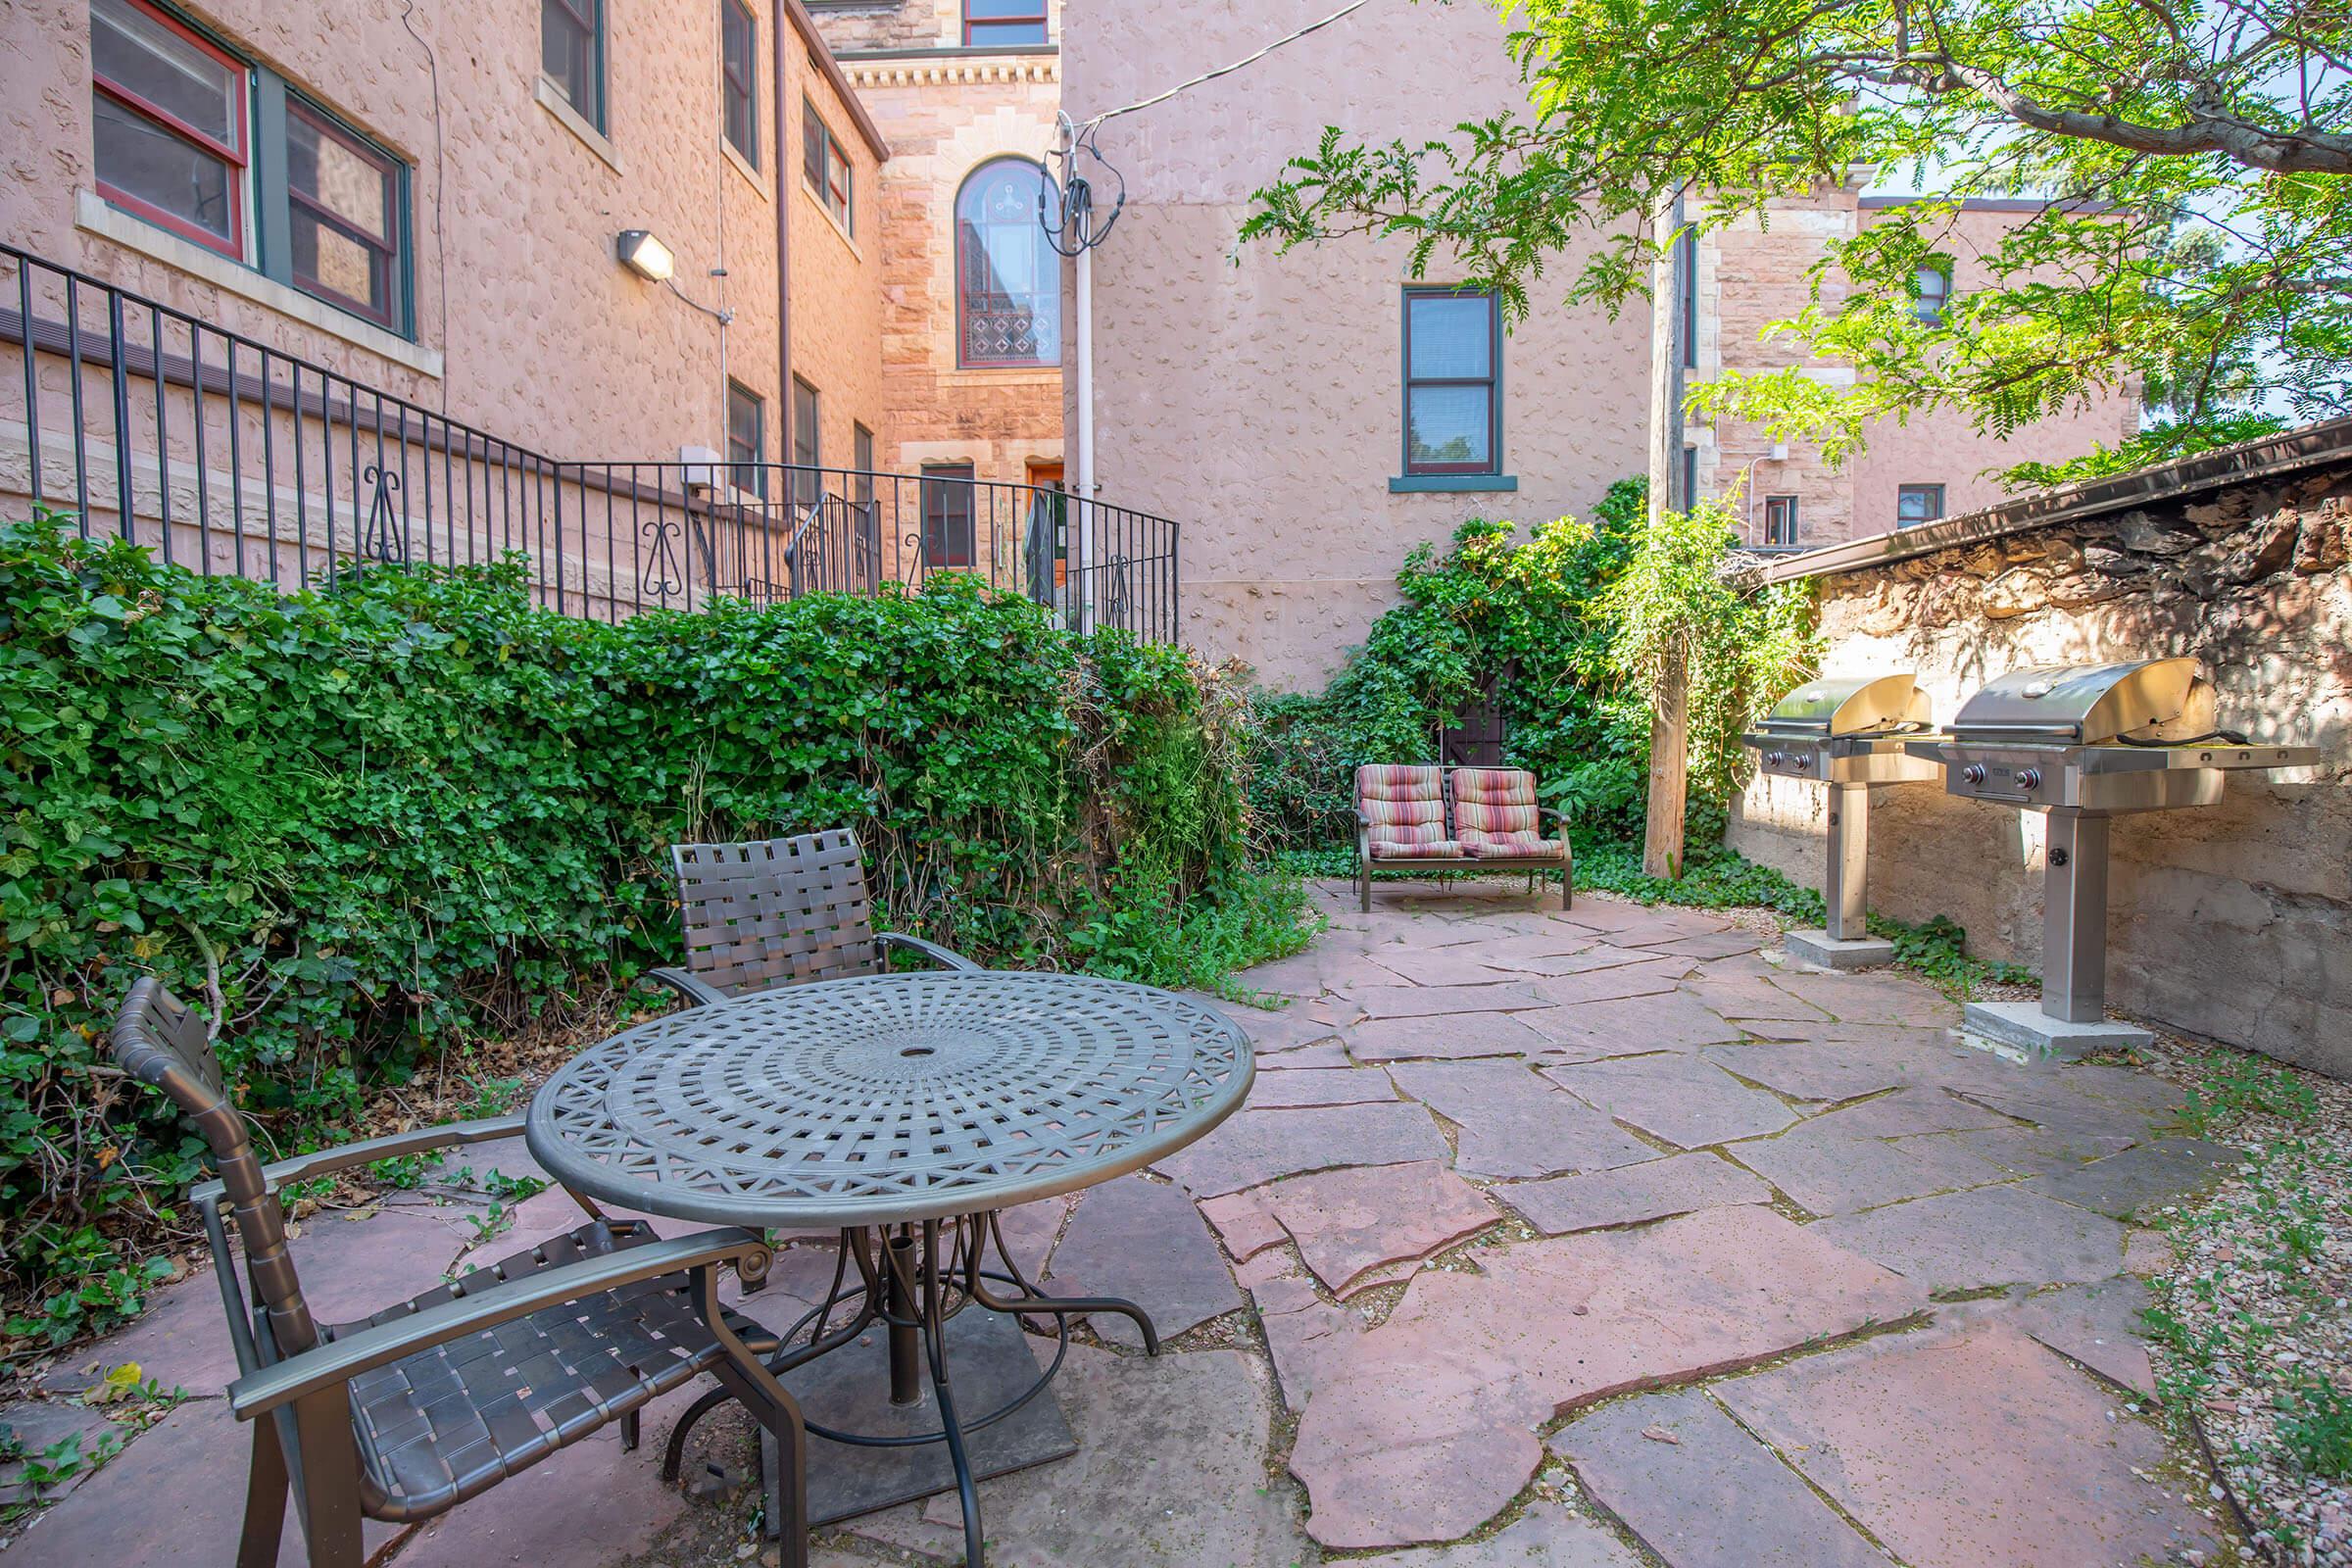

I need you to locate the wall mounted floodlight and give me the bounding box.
[615,229,675,282]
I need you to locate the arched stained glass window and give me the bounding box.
[956,158,1059,368]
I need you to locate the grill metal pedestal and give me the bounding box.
[1744,673,1943,970]
[1906,659,2320,1056]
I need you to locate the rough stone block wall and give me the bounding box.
[1727,456,2352,1073]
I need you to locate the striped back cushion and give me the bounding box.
[1356,764,1447,847]
[1451,768,1540,836]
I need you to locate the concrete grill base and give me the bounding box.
[1963,1000,2155,1059]
[1785,930,1898,971]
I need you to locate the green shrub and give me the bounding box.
[1248,477,1814,857]
[0,512,1305,1338]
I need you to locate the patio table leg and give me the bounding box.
[921,1217,986,1567]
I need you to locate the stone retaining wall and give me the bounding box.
[1727,444,2352,1074]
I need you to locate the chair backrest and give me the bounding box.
[1450,767,1541,838]
[669,828,884,995]
[1355,764,1450,848]
[109,978,320,1355]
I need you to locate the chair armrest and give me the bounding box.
[226,1228,771,1419]
[879,932,982,971]
[647,965,732,1007]
[190,1115,527,1206]
[1537,807,1569,825]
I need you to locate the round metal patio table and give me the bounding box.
[524,970,1252,1568]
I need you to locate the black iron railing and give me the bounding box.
[0,242,1178,641]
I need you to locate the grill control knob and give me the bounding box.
[1767,752,1785,767]
[2016,766,2042,790]
[1961,763,1988,786]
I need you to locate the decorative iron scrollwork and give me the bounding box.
[360,465,404,564]
[638,514,685,604]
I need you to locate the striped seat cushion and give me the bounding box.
[1450,768,1552,858]
[1356,764,1458,859]
[1460,828,1565,859]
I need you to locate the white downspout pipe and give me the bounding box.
[1073,229,1096,634]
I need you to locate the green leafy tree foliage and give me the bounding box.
[1250,479,1811,850]
[1242,0,2352,478]
[0,514,1307,1343]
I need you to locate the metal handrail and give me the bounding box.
[0,240,1181,641]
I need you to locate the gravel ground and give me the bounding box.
[2122,1037,2352,1567]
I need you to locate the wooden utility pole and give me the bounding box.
[1641,189,1690,879]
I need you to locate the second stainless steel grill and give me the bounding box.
[1744,673,1944,966]
[1905,658,2320,1050]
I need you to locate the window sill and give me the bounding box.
[74,189,442,378]
[535,76,623,175]
[798,182,860,258]
[721,138,769,201]
[1390,473,1517,493]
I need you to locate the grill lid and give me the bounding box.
[1756,673,1934,738]
[1948,658,2216,745]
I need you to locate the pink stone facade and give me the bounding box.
[1060,3,2139,686]
[1,0,888,606]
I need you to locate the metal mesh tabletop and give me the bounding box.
[527,972,1252,1228]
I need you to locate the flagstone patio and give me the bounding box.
[4,882,2247,1567]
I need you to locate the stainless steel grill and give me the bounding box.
[1744,673,1945,955]
[1905,658,2319,1040]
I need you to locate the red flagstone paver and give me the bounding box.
[0,1399,115,1507]
[1199,1188,1288,1260]
[1044,1175,1240,1348]
[1245,1066,1398,1108]
[2005,1276,2155,1394]
[1347,982,1548,1019]
[1803,1084,2020,1139]
[1702,1038,1953,1102]
[1494,1152,1770,1235]
[1527,993,1748,1057]
[56,1205,465,1399]
[1953,1081,2161,1143]
[1387,1059,1659,1178]
[1726,1122,2009,1216]
[1544,1054,1797,1148]
[1552,1387,1887,1568]
[1259,1044,1356,1072]
[2056,1060,2187,1113]
[1153,1102,1449,1198]
[19,1399,413,1566]
[1351,1501,1644,1566]
[1524,958,1691,1007]
[1464,931,1602,966]
[1346,1011,1554,1064]
[1263,1159,1500,1295]
[1230,1004,1347,1054]
[1365,947,1539,988]
[1257,1287,1367,1411]
[1288,1206,1928,1548]
[1638,930,1768,959]
[1812,1184,2128,1291]
[1716,1321,2219,1568]
[2020,1137,2235,1218]
[2124,1226,2179,1275]
[1685,974,1832,1023]
[1768,968,1963,1028]
[853,1345,1310,1567]
[1562,904,1732,944]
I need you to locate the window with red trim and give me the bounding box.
[90,0,249,260]
[286,103,400,327]
[963,0,1047,46]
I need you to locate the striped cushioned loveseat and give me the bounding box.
[1351,764,1573,911]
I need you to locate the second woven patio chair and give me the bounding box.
[650,827,980,1007]
[105,977,810,1568]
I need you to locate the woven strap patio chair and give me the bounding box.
[1353,763,1573,911]
[650,828,980,1007]
[106,978,812,1568]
